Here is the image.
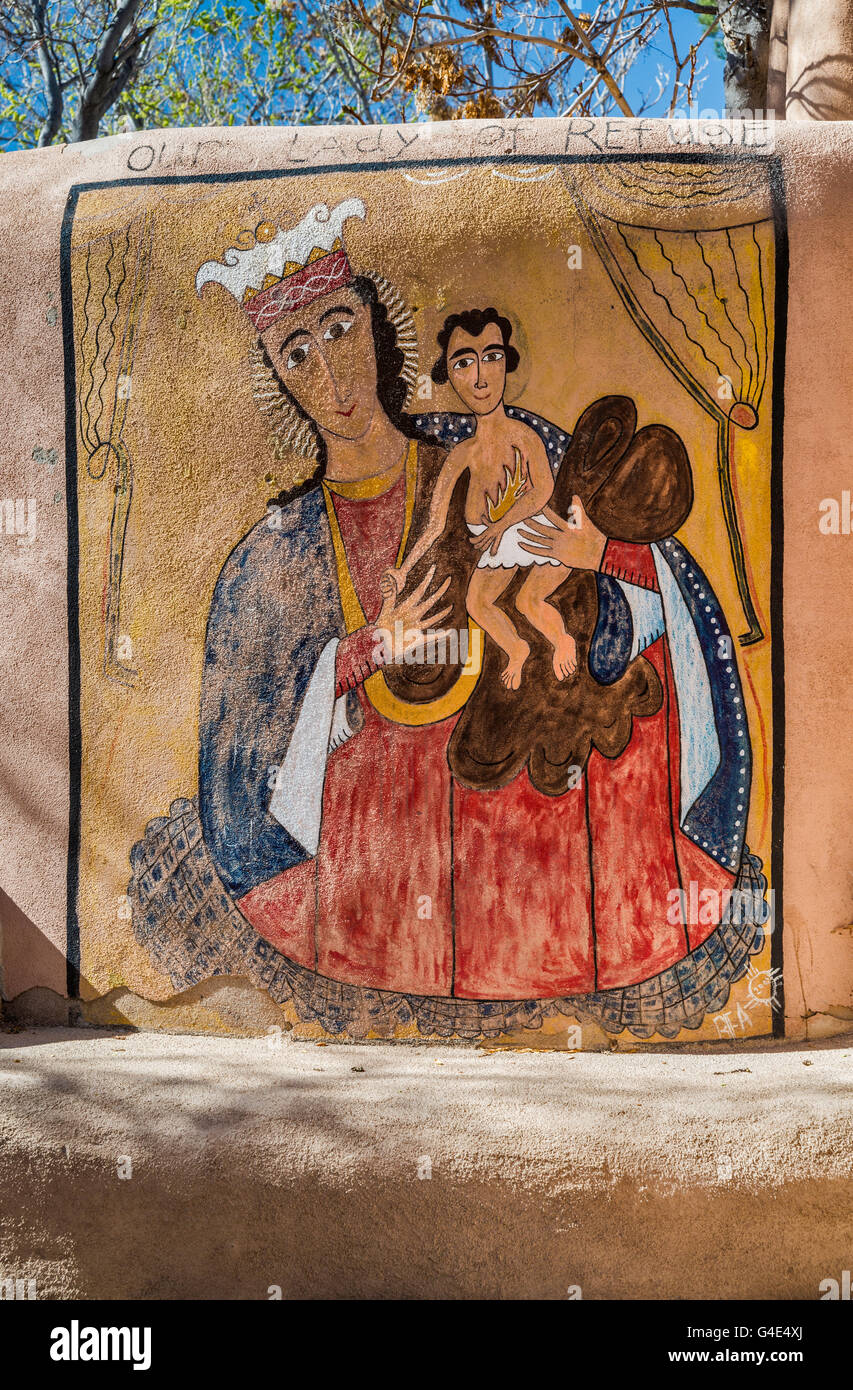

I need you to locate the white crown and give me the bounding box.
[195,198,366,307]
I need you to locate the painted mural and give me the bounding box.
[66,154,782,1042]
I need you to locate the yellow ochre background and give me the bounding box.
[70,162,776,1043]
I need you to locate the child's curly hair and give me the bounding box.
[431,307,520,385]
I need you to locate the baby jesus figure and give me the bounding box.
[382,308,577,690]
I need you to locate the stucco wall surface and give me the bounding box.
[784,0,853,119]
[0,116,851,1046]
[1,1027,852,1299]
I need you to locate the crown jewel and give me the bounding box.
[195,198,366,331]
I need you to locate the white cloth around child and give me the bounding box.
[467,512,561,569]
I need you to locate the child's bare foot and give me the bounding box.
[552,633,578,681]
[501,641,530,691]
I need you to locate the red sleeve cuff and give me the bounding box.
[335,627,386,698]
[599,539,659,592]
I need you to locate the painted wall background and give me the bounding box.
[0,117,850,1046]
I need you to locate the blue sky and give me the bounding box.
[1,2,727,148]
[622,7,725,116]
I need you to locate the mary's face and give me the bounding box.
[260,287,379,441]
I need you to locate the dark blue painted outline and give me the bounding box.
[60,148,787,1035]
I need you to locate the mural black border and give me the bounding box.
[60,148,788,1037]
[769,157,787,1038]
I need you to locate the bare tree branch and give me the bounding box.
[32,0,64,145]
[329,0,735,122]
[555,0,635,115]
[0,0,754,149]
[71,0,154,141]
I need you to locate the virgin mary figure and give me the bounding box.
[130,195,768,1039]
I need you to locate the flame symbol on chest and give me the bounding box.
[486,447,528,522]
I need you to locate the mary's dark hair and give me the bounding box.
[431,307,520,385]
[263,274,415,506]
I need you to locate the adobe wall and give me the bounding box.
[783,0,853,119]
[0,116,850,1049]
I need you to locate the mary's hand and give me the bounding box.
[517,494,607,570]
[375,564,453,661]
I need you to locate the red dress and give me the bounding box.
[237,479,734,999]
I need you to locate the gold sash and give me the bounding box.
[322,440,482,726]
